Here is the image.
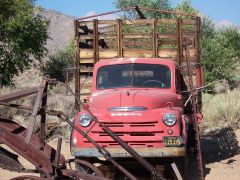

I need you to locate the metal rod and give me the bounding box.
[152,18,158,58]
[134,6,146,19]
[0,87,38,103]
[93,19,99,63]
[40,81,48,149]
[74,19,81,111]
[76,7,136,21]
[25,80,47,144]
[55,138,62,168]
[171,163,183,180]
[117,19,123,58]
[177,18,183,66]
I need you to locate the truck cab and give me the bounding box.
[71,58,190,158]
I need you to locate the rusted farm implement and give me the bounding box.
[0,6,205,180]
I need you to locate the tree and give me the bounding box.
[114,0,173,19]
[201,17,239,86]
[174,0,197,17]
[0,0,49,84]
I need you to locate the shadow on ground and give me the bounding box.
[188,127,240,180]
[201,127,240,164]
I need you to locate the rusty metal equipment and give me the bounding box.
[0,79,109,180]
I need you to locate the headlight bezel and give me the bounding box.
[78,114,92,127]
[163,113,177,127]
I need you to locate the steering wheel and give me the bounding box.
[141,80,166,87]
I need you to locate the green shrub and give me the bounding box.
[42,45,74,82]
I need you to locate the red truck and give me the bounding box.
[70,7,204,179]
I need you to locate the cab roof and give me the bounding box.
[94,58,178,70]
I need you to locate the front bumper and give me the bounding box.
[71,147,186,158]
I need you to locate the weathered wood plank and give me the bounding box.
[123,34,152,39]
[79,48,198,62]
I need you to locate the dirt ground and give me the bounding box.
[1,128,240,180]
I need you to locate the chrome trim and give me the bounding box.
[108,106,147,112]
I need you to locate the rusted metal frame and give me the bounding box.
[60,169,109,180]
[10,175,49,180]
[57,114,137,180]
[152,19,158,58]
[185,42,204,180]
[117,19,123,58]
[177,18,183,66]
[25,80,47,144]
[134,5,146,19]
[195,17,202,111]
[40,81,48,149]
[63,84,165,180]
[0,87,38,103]
[0,123,54,176]
[76,6,136,21]
[74,19,81,111]
[93,19,99,63]
[76,6,197,22]
[54,138,62,168]
[0,101,33,111]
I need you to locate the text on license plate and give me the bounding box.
[163,136,183,147]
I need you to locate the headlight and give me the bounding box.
[78,114,92,127]
[163,113,177,126]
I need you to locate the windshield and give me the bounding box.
[97,63,171,89]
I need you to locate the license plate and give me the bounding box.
[163,136,182,147]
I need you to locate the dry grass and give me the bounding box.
[0,78,75,139]
[202,89,240,131]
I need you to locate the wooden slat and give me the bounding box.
[157,19,177,24]
[123,34,152,39]
[79,48,197,62]
[98,20,118,25]
[80,34,117,40]
[158,33,177,39]
[124,19,153,25]
[182,19,196,25]
[79,33,195,41]
[79,21,94,26]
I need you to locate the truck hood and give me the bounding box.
[90,89,180,110]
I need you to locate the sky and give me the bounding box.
[36,0,240,27]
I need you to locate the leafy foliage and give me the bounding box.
[201,17,239,86]
[41,44,74,82]
[0,0,49,84]
[114,0,173,19]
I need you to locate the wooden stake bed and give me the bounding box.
[74,8,202,108]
